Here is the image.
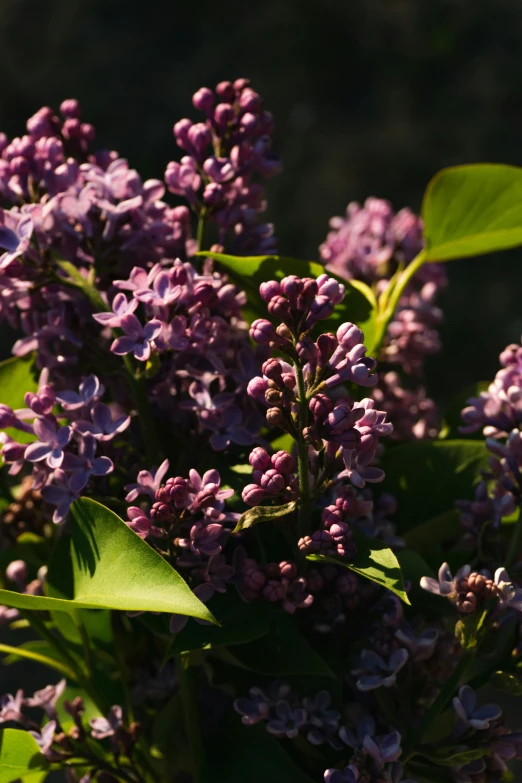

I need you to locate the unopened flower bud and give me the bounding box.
[242,484,267,506]
[271,450,295,474]
[249,447,271,471]
[192,87,214,113]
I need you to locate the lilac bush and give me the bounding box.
[0,81,521,783]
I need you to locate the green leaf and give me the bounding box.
[419,746,490,766]
[403,509,461,553]
[491,670,522,696]
[200,715,316,783]
[0,498,216,622]
[0,729,48,783]
[422,163,522,261]
[233,501,297,533]
[217,616,337,679]
[0,355,38,445]
[455,615,480,651]
[169,591,271,654]
[307,536,410,605]
[380,439,489,532]
[197,252,377,353]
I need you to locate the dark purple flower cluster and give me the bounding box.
[319,197,446,440]
[298,486,357,559]
[456,339,522,542]
[0,684,140,777]
[0,373,127,523]
[167,78,280,255]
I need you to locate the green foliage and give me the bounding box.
[197,251,378,352]
[307,535,410,604]
[169,591,271,654]
[0,355,37,445]
[0,729,48,783]
[380,439,489,532]
[491,671,522,696]
[422,163,522,261]
[233,501,297,532]
[0,498,215,621]
[216,616,337,679]
[200,716,316,783]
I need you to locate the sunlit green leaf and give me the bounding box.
[0,355,38,446]
[0,499,216,622]
[0,729,48,783]
[307,535,410,604]
[422,164,522,261]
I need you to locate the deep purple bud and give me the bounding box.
[249,447,271,471]
[337,322,364,349]
[203,182,223,205]
[216,81,235,101]
[280,275,303,308]
[239,89,262,113]
[0,405,17,428]
[260,469,285,493]
[150,502,171,524]
[234,78,251,92]
[242,484,267,506]
[309,295,334,322]
[60,99,80,118]
[214,103,234,129]
[262,358,283,382]
[192,87,215,113]
[187,123,211,159]
[337,572,357,595]
[268,296,293,326]
[279,561,298,580]
[173,119,193,149]
[310,394,333,423]
[2,440,24,462]
[317,333,337,364]
[259,280,281,302]
[250,319,278,345]
[271,450,295,474]
[263,581,286,602]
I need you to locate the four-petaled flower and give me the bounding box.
[111,313,162,361]
[89,705,123,740]
[24,420,71,469]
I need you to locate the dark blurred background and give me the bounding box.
[0,0,521,401]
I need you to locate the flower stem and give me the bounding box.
[295,362,311,537]
[196,208,207,253]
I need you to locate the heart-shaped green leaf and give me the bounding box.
[0,498,215,622]
[197,252,378,353]
[0,729,48,783]
[422,163,522,261]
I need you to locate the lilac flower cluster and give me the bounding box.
[0,373,127,523]
[450,686,522,782]
[457,339,522,542]
[319,197,446,440]
[298,486,357,559]
[0,86,280,454]
[421,562,522,615]
[167,78,280,254]
[0,681,140,778]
